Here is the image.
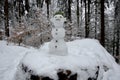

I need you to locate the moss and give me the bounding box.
[54,11,64,16]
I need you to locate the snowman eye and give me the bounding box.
[55,16,57,18]
[60,16,62,18]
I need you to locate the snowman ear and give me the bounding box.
[63,18,66,22]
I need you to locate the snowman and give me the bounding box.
[49,14,68,56]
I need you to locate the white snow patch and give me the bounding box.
[0,39,120,80]
[0,41,29,80]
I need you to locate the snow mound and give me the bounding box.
[0,41,29,80]
[14,39,120,80]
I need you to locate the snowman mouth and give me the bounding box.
[56,18,60,21]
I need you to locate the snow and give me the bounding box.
[0,41,29,80]
[0,39,120,80]
[105,2,114,15]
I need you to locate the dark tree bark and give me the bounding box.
[85,0,87,37]
[68,0,72,22]
[77,0,79,28]
[100,0,105,47]
[47,2,49,19]
[84,0,90,38]
[84,0,89,38]
[25,0,30,12]
[79,0,83,36]
[87,0,90,37]
[18,0,21,24]
[45,0,50,19]
[18,0,24,24]
[36,0,41,8]
[116,26,119,63]
[64,0,68,17]
[112,29,115,56]
[95,0,98,39]
[41,0,44,8]
[4,0,9,37]
[77,0,80,37]
[115,0,120,63]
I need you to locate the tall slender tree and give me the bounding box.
[115,0,120,63]
[87,0,90,37]
[95,0,98,39]
[17,0,25,25]
[76,0,80,37]
[84,0,90,38]
[36,0,41,8]
[25,0,30,12]
[45,0,51,19]
[68,0,72,22]
[100,0,105,47]
[4,0,9,37]
[77,0,79,28]
[41,0,44,8]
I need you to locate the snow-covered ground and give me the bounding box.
[0,39,120,80]
[0,41,29,80]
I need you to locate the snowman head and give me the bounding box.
[50,14,66,28]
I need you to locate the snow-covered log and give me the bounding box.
[14,39,120,80]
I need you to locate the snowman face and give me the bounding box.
[50,14,66,28]
[54,15,64,21]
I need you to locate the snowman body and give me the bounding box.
[49,15,68,56]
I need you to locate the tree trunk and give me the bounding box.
[115,0,120,63]
[77,0,80,37]
[68,0,72,22]
[116,26,119,63]
[18,0,23,25]
[95,0,98,39]
[87,0,90,37]
[47,2,49,19]
[36,0,41,8]
[25,0,30,12]
[45,0,50,19]
[100,0,105,47]
[4,0,9,37]
[112,28,115,56]
[41,0,44,8]
[64,0,68,18]
[85,0,89,38]
[77,0,79,29]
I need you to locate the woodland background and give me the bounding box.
[0,0,119,63]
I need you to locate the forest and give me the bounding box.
[0,0,120,62]
[0,0,120,63]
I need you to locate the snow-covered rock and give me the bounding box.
[0,39,120,80]
[13,39,120,80]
